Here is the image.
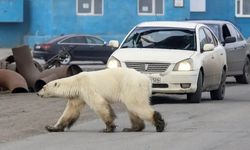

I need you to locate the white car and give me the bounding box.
[107,21,227,103]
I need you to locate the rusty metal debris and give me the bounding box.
[12,45,82,92]
[0,69,28,93]
[34,64,82,92]
[0,45,82,93]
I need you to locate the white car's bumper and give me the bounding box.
[145,70,200,94]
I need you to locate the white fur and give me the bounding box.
[38,68,155,129]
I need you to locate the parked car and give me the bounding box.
[33,34,115,65]
[107,21,227,103]
[190,20,250,84]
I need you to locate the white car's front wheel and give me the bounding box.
[187,71,203,103]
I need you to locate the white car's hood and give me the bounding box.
[112,48,196,63]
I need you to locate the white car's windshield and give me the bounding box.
[121,27,196,51]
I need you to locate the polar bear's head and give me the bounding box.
[37,77,80,99]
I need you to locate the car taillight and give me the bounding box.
[41,44,51,50]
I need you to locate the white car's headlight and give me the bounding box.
[173,59,193,71]
[107,56,121,68]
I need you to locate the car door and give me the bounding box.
[204,27,225,85]
[199,27,221,88]
[223,23,247,75]
[59,36,90,60]
[85,36,114,62]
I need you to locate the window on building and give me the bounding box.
[236,0,250,17]
[190,0,206,12]
[138,0,164,16]
[77,0,103,16]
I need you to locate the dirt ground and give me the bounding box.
[0,92,125,143]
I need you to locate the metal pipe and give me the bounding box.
[34,65,82,92]
[0,69,28,93]
[12,45,82,92]
[12,45,41,89]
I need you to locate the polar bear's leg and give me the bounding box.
[85,94,116,132]
[97,104,116,133]
[94,103,116,132]
[125,102,165,132]
[123,111,145,132]
[45,98,85,132]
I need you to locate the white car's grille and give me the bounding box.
[125,62,170,73]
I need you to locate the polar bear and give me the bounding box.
[37,68,165,132]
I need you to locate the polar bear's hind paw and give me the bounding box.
[45,125,64,132]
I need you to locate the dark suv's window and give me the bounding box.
[61,36,87,44]
[86,36,104,44]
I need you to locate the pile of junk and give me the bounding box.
[0,45,82,93]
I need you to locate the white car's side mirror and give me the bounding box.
[108,40,119,48]
[203,44,215,51]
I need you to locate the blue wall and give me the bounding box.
[190,0,250,38]
[0,0,28,48]
[0,0,23,22]
[1,0,250,48]
[0,0,190,48]
[25,0,190,46]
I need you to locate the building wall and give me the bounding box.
[190,0,250,39]
[0,0,190,48]
[3,0,250,48]
[0,0,26,48]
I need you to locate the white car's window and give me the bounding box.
[121,27,196,51]
[205,24,221,41]
[204,28,218,46]
[199,28,207,51]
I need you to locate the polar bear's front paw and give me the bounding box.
[45,125,65,132]
[102,124,116,133]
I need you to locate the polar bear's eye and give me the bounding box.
[54,83,57,87]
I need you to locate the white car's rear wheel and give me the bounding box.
[187,71,203,103]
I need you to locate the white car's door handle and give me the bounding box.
[220,53,223,55]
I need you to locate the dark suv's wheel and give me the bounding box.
[187,71,203,103]
[60,53,72,65]
[235,58,250,84]
[210,69,226,100]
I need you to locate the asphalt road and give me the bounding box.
[0,78,250,150]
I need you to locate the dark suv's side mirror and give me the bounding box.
[224,36,236,45]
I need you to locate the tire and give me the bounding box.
[60,53,72,65]
[235,58,250,84]
[187,71,203,103]
[210,69,226,100]
[33,60,44,72]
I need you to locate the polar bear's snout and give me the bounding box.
[37,90,44,97]
[37,87,46,98]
